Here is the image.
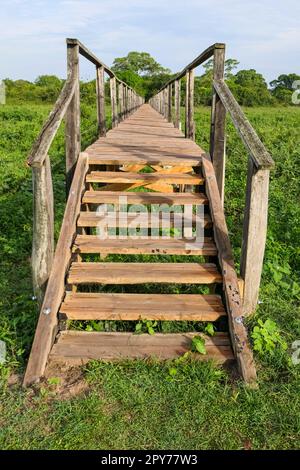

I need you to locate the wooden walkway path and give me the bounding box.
[24,40,274,387]
[24,104,256,385]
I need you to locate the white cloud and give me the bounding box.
[0,0,299,81]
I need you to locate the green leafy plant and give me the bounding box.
[251,319,288,356]
[191,336,207,355]
[204,323,215,336]
[47,377,61,386]
[135,320,158,335]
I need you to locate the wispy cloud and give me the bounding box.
[0,0,299,81]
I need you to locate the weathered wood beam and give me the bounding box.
[213,79,274,169]
[240,158,270,315]
[23,153,89,386]
[210,45,226,204]
[65,41,81,195]
[168,83,172,122]
[201,153,257,385]
[110,77,118,128]
[188,69,195,140]
[31,155,54,305]
[119,82,124,120]
[174,79,181,129]
[96,65,106,137]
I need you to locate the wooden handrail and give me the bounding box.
[149,43,275,317]
[213,79,275,169]
[28,38,144,302]
[66,38,138,92]
[155,43,224,94]
[27,71,77,168]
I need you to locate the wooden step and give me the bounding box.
[82,191,208,205]
[86,171,204,185]
[78,211,212,228]
[60,293,226,321]
[68,262,222,284]
[87,154,203,167]
[50,331,234,364]
[73,235,217,255]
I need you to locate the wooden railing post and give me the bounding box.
[210,44,226,204]
[174,79,181,129]
[163,88,168,119]
[124,86,127,117]
[96,65,106,137]
[168,83,172,122]
[118,82,124,121]
[32,155,54,305]
[185,70,195,139]
[240,158,270,315]
[65,41,80,195]
[110,77,118,128]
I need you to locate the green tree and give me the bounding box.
[112,52,170,76]
[270,73,300,104]
[230,69,275,106]
[270,73,300,91]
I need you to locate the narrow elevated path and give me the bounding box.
[24,104,256,386]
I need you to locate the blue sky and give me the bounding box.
[1,0,299,83]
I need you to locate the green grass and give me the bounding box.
[0,103,299,449]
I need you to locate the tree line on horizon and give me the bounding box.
[3,51,299,107]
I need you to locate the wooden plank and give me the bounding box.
[174,79,181,129]
[82,190,208,205]
[27,76,76,168]
[185,70,189,138]
[168,83,172,122]
[31,155,54,304]
[154,43,224,91]
[213,79,274,169]
[96,65,106,137]
[73,235,217,256]
[118,82,124,121]
[77,211,212,228]
[65,42,81,195]
[110,77,118,128]
[68,262,222,284]
[187,69,195,140]
[23,153,89,386]
[50,331,233,363]
[201,153,257,385]
[210,47,226,204]
[88,154,203,167]
[60,293,226,321]
[240,158,270,315]
[86,171,204,184]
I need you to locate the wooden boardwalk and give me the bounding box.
[24,40,274,386]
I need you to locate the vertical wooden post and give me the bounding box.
[240,158,270,315]
[210,44,226,204]
[185,71,189,137]
[96,65,106,137]
[168,83,172,122]
[119,82,124,121]
[164,88,168,119]
[32,155,54,305]
[128,89,131,114]
[110,77,118,128]
[188,69,195,140]
[174,79,181,129]
[124,86,128,117]
[65,42,80,195]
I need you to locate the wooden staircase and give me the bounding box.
[23,39,274,387]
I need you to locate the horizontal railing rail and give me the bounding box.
[213,79,274,169]
[28,38,144,302]
[149,43,275,316]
